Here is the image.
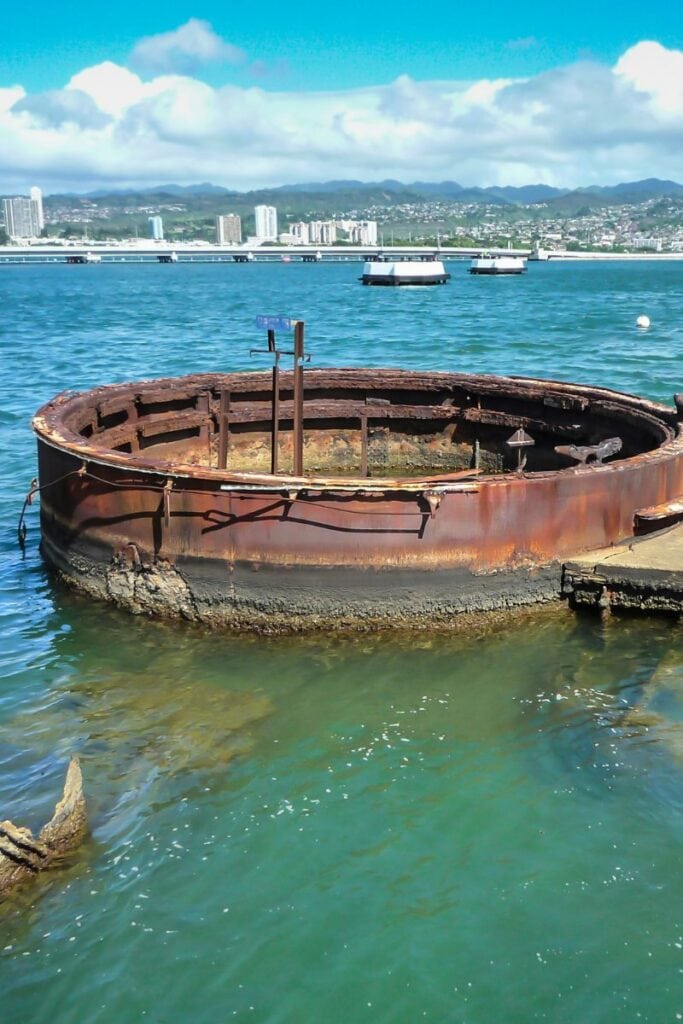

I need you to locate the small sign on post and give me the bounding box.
[506,428,535,474]
[255,315,295,333]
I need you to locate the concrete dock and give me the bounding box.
[563,522,683,615]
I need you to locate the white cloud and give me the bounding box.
[129,19,245,75]
[0,86,25,113]
[614,40,683,116]
[12,88,112,129]
[67,62,145,117]
[3,41,683,193]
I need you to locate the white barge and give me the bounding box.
[469,255,527,275]
[361,257,450,286]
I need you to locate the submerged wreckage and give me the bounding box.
[0,758,86,896]
[30,336,683,629]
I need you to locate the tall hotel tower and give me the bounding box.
[3,194,42,240]
[30,187,44,230]
[254,205,277,242]
[215,214,242,244]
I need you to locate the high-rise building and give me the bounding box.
[3,196,41,240]
[30,186,44,231]
[309,220,337,244]
[290,222,309,245]
[148,216,164,240]
[215,214,242,244]
[254,205,277,242]
[348,220,378,245]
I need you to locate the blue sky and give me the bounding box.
[1,3,683,192]
[5,0,683,93]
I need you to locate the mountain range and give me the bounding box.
[65,177,683,210]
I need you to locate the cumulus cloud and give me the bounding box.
[13,88,112,129]
[0,86,25,114]
[615,40,683,115]
[129,19,245,75]
[2,40,683,193]
[67,62,146,116]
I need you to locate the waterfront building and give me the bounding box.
[347,220,378,245]
[308,220,337,245]
[30,187,44,231]
[148,216,164,240]
[254,205,277,242]
[632,237,663,251]
[334,219,378,245]
[215,214,242,244]
[3,196,41,240]
[290,222,310,245]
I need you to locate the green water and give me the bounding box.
[1,261,683,1021]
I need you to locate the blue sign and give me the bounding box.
[256,315,295,332]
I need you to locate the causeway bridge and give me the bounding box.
[3,243,683,265]
[0,243,529,264]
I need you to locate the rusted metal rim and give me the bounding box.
[32,368,682,491]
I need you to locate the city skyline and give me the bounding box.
[2,5,683,192]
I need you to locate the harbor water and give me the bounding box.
[1,259,683,1022]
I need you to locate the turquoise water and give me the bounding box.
[1,260,683,1022]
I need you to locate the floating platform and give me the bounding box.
[361,258,450,286]
[469,255,527,275]
[32,369,683,631]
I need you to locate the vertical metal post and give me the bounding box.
[129,397,140,453]
[218,389,230,469]
[360,412,369,478]
[197,390,211,467]
[292,321,305,476]
[270,330,280,475]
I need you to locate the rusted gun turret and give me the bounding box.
[0,757,87,896]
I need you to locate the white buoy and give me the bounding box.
[636,315,651,329]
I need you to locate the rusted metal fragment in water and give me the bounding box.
[0,757,87,897]
[31,368,683,630]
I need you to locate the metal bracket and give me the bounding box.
[554,437,622,466]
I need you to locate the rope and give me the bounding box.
[17,470,80,548]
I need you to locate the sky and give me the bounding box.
[2,1,683,193]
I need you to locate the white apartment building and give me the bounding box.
[254,205,277,241]
[290,222,310,245]
[308,220,337,244]
[215,214,242,244]
[3,195,42,240]
[30,186,44,230]
[148,216,164,240]
[349,220,378,245]
[631,236,663,251]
